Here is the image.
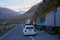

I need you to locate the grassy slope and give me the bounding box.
[35,0,60,18]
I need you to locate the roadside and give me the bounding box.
[0,24,15,37]
[0,24,32,40]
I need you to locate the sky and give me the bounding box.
[0,0,42,12]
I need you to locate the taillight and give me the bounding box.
[34,29,36,31]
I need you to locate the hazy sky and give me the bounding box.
[0,0,42,12]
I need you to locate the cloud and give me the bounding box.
[1,0,43,11]
[16,0,42,11]
[21,0,42,8]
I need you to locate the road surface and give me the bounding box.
[0,24,59,40]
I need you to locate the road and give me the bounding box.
[0,24,59,40]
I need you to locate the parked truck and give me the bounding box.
[44,7,60,38]
[35,18,45,30]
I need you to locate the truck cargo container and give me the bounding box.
[44,7,60,38]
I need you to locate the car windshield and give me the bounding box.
[26,27,34,29]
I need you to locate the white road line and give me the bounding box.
[30,36,35,40]
[0,25,16,39]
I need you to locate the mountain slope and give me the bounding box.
[0,7,20,18]
[8,3,40,24]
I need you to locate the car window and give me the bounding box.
[26,27,34,29]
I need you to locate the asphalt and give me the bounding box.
[0,24,59,40]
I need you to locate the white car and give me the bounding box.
[23,25,36,35]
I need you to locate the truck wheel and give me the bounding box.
[58,32,60,39]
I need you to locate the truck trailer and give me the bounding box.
[44,7,60,38]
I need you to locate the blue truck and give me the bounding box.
[35,18,45,30]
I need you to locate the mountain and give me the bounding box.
[0,7,21,23]
[8,0,60,24]
[25,4,39,14]
[18,11,26,14]
[8,3,40,24]
[22,3,40,19]
[11,3,39,19]
[0,7,20,19]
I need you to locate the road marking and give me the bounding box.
[0,25,16,39]
[30,36,35,40]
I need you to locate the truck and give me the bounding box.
[35,18,45,30]
[25,18,32,24]
[44,7,60,38]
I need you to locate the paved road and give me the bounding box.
[0,24,59,40]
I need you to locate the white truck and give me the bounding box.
[44,7,60,38]
[25,19,32,24]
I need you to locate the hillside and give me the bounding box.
[35,0,60,18]
[8,0,60,24]
[0,7,20,23]
[0,7,20,18]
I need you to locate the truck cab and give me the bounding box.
[35,18,45,30]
